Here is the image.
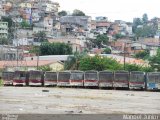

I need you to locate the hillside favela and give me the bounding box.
[0,0,160,120]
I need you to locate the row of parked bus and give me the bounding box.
[2,70,160,90]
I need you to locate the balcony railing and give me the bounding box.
[0,30,8,33]
[0,25,8,28]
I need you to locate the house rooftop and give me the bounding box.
[0,60,58,69]
[96,21,111,27]
[60,16,91,28]
[25,55,72,61]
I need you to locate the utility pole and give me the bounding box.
[123,42,126,70]
[13,19,19,70]
[37,50,39,70]
[37,38,40,70]
[12,18,19,70]
[16,22,19,70]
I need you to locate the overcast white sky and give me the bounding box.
[54,0,160,22]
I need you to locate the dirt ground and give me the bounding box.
[0,87,160,114]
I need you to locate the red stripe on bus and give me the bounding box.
[30,80,42,83]
[129,82,144,84]
[70,80,83,82]
[58,80,69,82]
[114,80,128,83]
[84,80,98,82]
[45,80,57,82]
[99,80,113,83]
[13,80,25,83]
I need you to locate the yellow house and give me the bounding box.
[49,61,64,72]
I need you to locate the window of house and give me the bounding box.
[68,41,71,44]
[131,47,134,50]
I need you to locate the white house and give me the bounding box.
[13,38,34,46]
[0,0,6,19]
[146,44,159,56]
[126,23,133,35]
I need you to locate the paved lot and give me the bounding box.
[0,87,160,114]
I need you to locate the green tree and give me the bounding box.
[134,50,150,60]
[21,20,31,28]
[85,38,95,51]
[125,64,142,72]
[132,18,143,33]
[29,46,40,54]
[0,79,3,86]
[72,9,85,16]
[141,66,154,72]
[34,31,48,42]
[103,47,111,54]
[79,55,122,71]
[149,56,160,71]
[125,63,153,72]
[40,42,72,55]
[133,13,156,38]
[0,37,10,45]
[151,17,158,29]
[143,25,155,37]
[135,25,155,38]
[113,33,124,40]
[149,48,160,71]
[135,27,143,38]
[38,65,52,71]
[64,51,87,70]
[58,10,67,16]
[142,13,148,24]
[91,35,109,48]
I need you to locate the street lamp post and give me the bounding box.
[124,52,126,70]
[123,42,127,70]
[12,18,19,70]
[36,37,40,70]
[37,49,39,70]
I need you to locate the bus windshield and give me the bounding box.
[70,73,84,80]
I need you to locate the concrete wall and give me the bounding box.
[4,62,64,72]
